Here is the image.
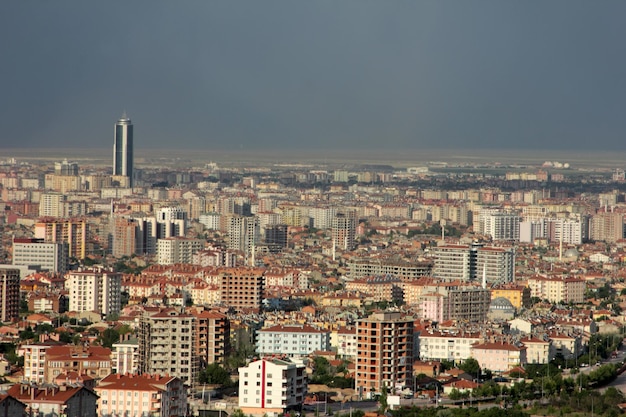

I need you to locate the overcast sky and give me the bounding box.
[2,1,626,151]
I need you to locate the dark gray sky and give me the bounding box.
[2,1,626,151]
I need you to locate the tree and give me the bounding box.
[99,328,121,348]
[459,358,481,378]
[198,363,233,386]
[378,385,388,415]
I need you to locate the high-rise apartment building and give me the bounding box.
[332,211,357,250]
[589,211,624,243]
[218,267,265,313]
[34,219,89,260]
[139,309,198,386]
[65,267,121,317]
[12,238,68,273]
[227,215,259,257]
[432,243,514,284]
[157,237,204,265]
[193,310,231,366]
[355,312,414,396]
[113,113,134,187]
[0,268,20,322]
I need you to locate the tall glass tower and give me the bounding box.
[113,113,134,187]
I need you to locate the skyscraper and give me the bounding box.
[113,113,133,187]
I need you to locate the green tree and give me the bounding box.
[198,363,233,386]
[459,358,481,378]
[378,385,388,415]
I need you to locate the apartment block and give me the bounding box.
[0,268,20,322]
[238,358,307,417]
[96,373,187,417]
[417,330,483,362]
[257,324,330,357]
[65,267,121,316]
[194,310,231,366]
[527,275,585,304]
[112,337,139,375]
[356,312,413,396]
[139,309,198,386]
[44,345,112,383]
[157,237,204,265]
[218,267,265,313]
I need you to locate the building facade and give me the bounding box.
[113,113,134,187]
[238,358,307,417]
[256,324,330,357]
[355,312,414,396]
[65,267,122,316]
[0,268,20,322]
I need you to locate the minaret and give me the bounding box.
[113,113,134,187]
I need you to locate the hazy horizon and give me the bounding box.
[3,1,626,152]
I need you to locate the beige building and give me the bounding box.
[96,373,187,417]
[44,345,112,383]
[470,342,527,372]
[139,308,199,386]
[527,275,585,303]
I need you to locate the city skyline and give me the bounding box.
[2,1,626,152]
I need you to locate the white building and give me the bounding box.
[65,267,122,317]
[256,324,330,357]
[39,193,65,217]
[417,330,483,363]
[22,343,56,383]
[238,358,307,417]
[157,237,204,265]
[12,238,68,273]
[334,327,358,359]
[482,211,521,241]
[112,337,139,375]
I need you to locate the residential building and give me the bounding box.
[470,342,527,372]
[490,284,531,310]
[138,309,198,386]
[432,244,514,284]
[0,268,20,322]
[34,219,89,260]
[332,211,357,250]
[8,383,98,417]
[44,345,112,383]
[417,330,483,362]
[23,342,60,383]
[335,326,358,359]
[256,324,330,357]
[238,358,307,417]
[65,267,122,316]
[356,312,413,396]
[520,336,554,364]
[96,373,187,417]
[527,275,585,304]
[345,276,404,304]
[0,393,26,417]
[218,267,265,313]
[12,238,68,273]
[346,259,432,280]
[157,237,204,265]
[589,211,624,243]
[112,336,140,375]
[194,310,231,366]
